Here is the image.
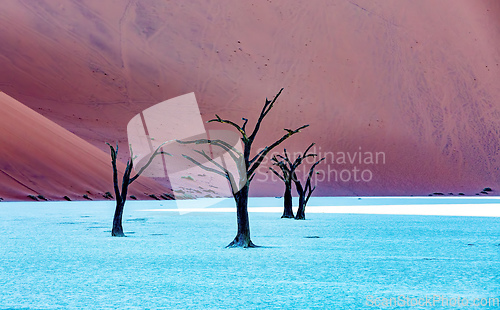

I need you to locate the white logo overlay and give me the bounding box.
[127,93,246,213]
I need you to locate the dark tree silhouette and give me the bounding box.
[178,88,308,247]
[107,142,166,237]
[270,143,317,218]
[293,157,324,220]
[270,157,294,218]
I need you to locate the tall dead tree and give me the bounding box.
[178,88,308,247]
[107,142,166,237]
[270,143,317,218]
[293,156,324,220]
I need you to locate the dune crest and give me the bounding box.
[0,92,168,201]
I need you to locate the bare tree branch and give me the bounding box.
[177,138,247,188]
[208,115,248,142]
[270,155,291,179]
[249,147,267,165]
[304,158,325,206]
[177,138,243,163]
[248,88,284,143]
[291,142,316,170]
[248,173,255,183]
[283,148,290,163]
[193,150,229,176]
[303,142,315,157]
[129,142,168,184]
[106,142,122,204]
[269,167,285,182]
[241,118,248,132]
[247,124,309,177]
[181,154,229,180]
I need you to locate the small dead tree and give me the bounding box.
[293,156,324,220]
[270,143,317,218]
[178,88,308,247]
[107,142,166,237]
[270,157,294,218]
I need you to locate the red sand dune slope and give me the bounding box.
[0,92,168,201]
[0,0,499,197]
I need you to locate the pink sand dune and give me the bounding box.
[0,0,499,199]
[0,92,169,201]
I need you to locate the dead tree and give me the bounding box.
[107,142,166,237]
[270,143,317,218]
[293,156,324,220]
[178,88,308,247]
[270,157,294,218]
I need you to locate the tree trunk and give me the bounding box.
[112,198,126,237]
[295,183,306,220]
[281,183,294,218]
[227,184,256,247]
